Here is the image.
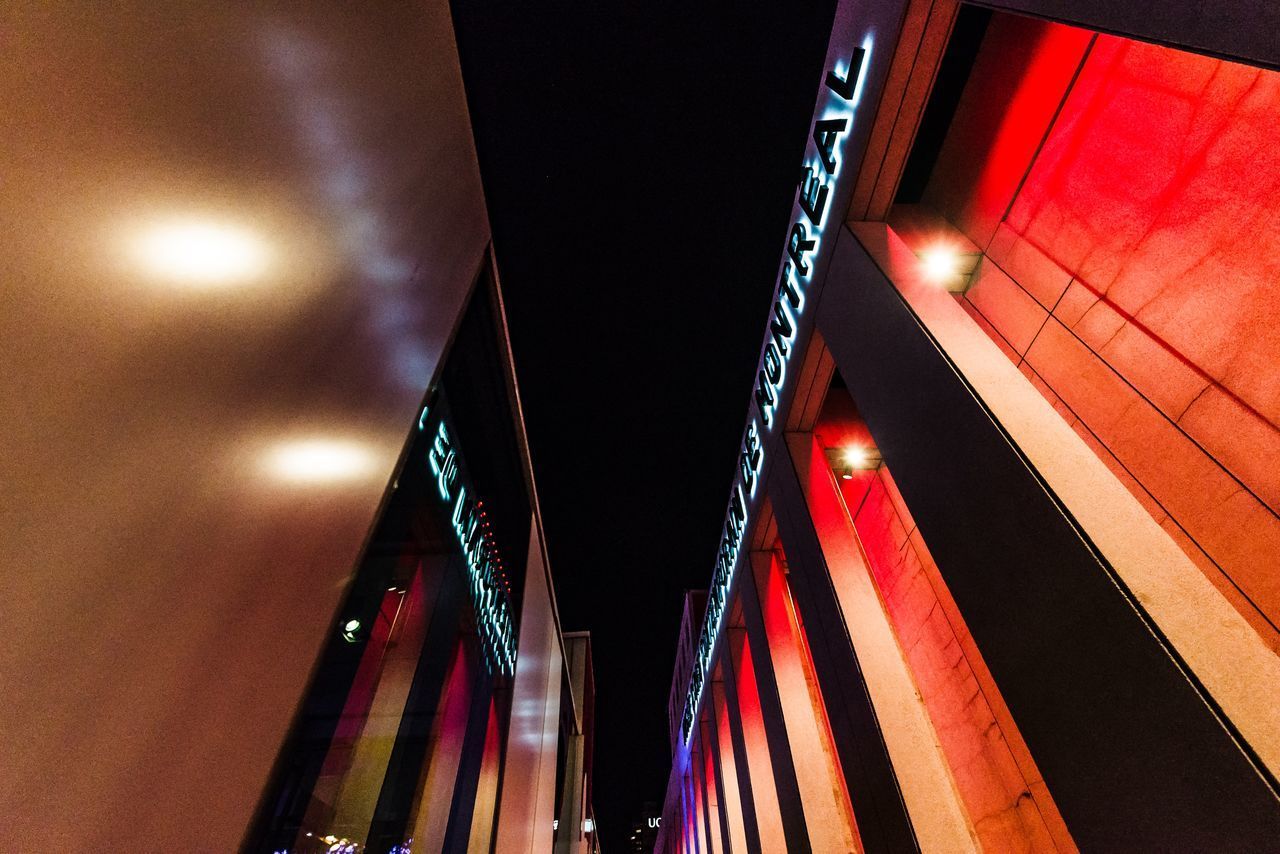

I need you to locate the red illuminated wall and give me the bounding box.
[922,18,1280,647]
[813,395,1072,852]
[729,632,788,852]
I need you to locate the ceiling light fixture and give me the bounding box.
[825,443,883,479]
[130,217,271,287]
[264,438,379,484]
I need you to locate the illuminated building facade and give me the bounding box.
[246,267,600,853]
[659,0,1280,850]
[1,3,594,852]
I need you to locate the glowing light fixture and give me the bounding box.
[915,243,980,293]
[264,438,379,484]
[583,818,595,834]
[130,217,271,286]
[825,443,882,479]
[921,247,957,280]
[341,619,361,643]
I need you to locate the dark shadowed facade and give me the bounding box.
[658,0,1280,850]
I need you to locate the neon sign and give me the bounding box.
[427,415,518,677]
[681,38,871,743]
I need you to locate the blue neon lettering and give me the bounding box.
[429,416,518,677]
[680,38,872,744]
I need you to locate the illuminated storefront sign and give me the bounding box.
[426,412,518,677]
[681,37,870,743]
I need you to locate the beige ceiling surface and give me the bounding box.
[0,2,488,848]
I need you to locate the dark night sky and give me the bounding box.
[448,2,838,847]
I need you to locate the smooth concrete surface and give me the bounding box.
[921,19,1280,642]
[493,520,563,853]
[783,434,979,854]
[851,221,1280,783]
[408,644,474,854]
[725,629,789,853]
[827,222,1280,847]
[711,682,754,854]
[0,3,488,849]
[747,551,860,852]
[698,722,729,854]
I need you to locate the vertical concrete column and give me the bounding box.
[366,560,467,849]
[699,719,732,854]
[310,556,449,845]
[465,697,504,851]
[441,667,496,851]
[820,224,1280,848]
[734,555,813,852]
[695,730,725,854]
[773,431,976,853]
[406,644,473,852]
[689,753,708,854]
[690,742,709,854]
[723,626,790,851]
[553,729,585,854]
[680,766,696,854]
[710,680,756,853]
[745,550,860,852]
[494,522,563,852]
[559,634,593,854]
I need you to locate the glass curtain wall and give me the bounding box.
[246,268,533,853]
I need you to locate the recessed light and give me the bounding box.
[130,217,271,287]
[264,438,379,484]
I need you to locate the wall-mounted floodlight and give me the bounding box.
[916,243,981,293]
[825,444,883,479]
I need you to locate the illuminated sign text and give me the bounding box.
[428,418,518,677]
[681,41,870,743]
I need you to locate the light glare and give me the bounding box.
[265,439,379,483]
[920,246,959,283]
[132,218,270,286]
[843,445,869,468]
